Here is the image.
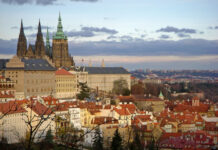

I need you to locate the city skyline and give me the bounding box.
[0,0,218,70]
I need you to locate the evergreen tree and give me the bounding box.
[92,127,103,150]
[45,128,53,144]
[77,82,90,100]
[111,129,123,150]
[147,137,156,150]
[39,128,54,149]
[129,132,143,150]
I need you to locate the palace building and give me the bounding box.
[17,14,74,68]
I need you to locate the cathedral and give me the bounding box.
[17,14,74,68]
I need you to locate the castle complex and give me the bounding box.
[17,14,74,68]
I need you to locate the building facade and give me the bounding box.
[55,68,77,99]
[83,67,131,92]
[0,56,56,99]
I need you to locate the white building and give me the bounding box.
[69,106,82,129]
[0,102,27,143]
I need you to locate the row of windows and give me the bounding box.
[56,84,76,87]
[56,89,76,92]
[27,87,53,93]
[26,79,53,84]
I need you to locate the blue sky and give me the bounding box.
[0,0,218,70]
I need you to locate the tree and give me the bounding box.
[111,129,123,150]
[112,78,130,96]
[21,100,55,150]
[122,88,130,96]
[44,128,53,144]
[77,82,90,100]
[147,137,157,150]
[39,128,54,149]
[131,83,145,95]
[129,131,143,150]
[92,127,103,150]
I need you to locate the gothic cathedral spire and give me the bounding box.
[35,19,45,58]
[17,19,27,58]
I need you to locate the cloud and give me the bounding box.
[177,33,191,38]
[81,27,118,35]
[74,55,218,70]
[209,26,218,30]
[1,37,218,58]
[67,39,218,56]
[0,0,32,5]
[66,26,118,38]
[70,0,98,2]
[11,25,53,31]
[157,26,196,34]
[159,34,170,39]
[36,0,57,5]
[0,38,17,54]
[0,0,58,5]
[67,30,95,37]
[0,0,99,5]
[0,54,14,59]
[74,55,218,64]
[1,38,218,69]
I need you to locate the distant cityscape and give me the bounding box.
[131,69,218,83]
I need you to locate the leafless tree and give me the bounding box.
[21,100,56,150]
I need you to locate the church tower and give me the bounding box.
[17,20,27,58]
[46,27,52,58]
[35,20,46,58]
[52,13,74,68]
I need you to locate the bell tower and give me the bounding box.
[52,13,74,68]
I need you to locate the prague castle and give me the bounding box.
[17,14,74,68]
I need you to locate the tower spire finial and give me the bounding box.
[59,12,61,21]
[38,19,41,33]
[20,19,24,33]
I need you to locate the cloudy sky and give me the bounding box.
[0,0,218,70]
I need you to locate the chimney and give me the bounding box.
[101,59,105,67]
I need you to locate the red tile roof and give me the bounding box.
[114,107,130,115]
[0,101,26,114]
[42,96,58,105]
[28,101,53,115]
[120,104,136,114]
[159,131,214,149]
[92,117,118,125]
[55,68,72,75]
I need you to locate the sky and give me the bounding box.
[0,0,218,70]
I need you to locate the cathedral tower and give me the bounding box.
[35,20,46,58]
[52,13,74,68]
[17,20,27,58]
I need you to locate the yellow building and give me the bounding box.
[83,67,131,92]
[0,56,56,99]
[55,68,77,99]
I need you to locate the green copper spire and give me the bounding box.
[53,12,67,40]
[46,27,50,56]
[159,91,164,99]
